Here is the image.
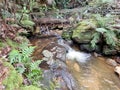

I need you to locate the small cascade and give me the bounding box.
[57,39,91,63]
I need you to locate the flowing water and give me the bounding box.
[31,37,120,90]
[58,39,120,90]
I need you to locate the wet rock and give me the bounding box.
[115,57,120,64]
[30,37,58,60]
[42,42,67,65]
[80,44,102,53]
[43,42,67,62]
[114,66,120,78]
[42,50,54,65]
[41,67,77,90]
[42,50,53,58]
[93,52,102,57]
[31,38,78,90]
[106,58,118,67]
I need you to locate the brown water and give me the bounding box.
[66,57,120,90]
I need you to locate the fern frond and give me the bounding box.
[6,39,19,49]
[8,49,22,63]
[21,46,35,62]
[104,30,117,47]
[96,28,107,33]
[91,32,100,48]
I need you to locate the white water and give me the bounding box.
[57,39,91,63]
[66,49,91,63]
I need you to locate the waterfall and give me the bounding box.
[57,39,91,63]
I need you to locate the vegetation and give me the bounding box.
[90,14,118,49]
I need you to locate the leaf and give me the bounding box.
[20,20,35,26]
[96,28,107,33]
[91,32,100,48]
[16,66,26,74]
[8,49,22,63]
[104,30,117,47]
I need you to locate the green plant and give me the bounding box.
[8,42,35,64]
[91,32,100,48]
[90,14,117,49]
[19,5,35,28]
[55,0,70,8]
[49,81,60,90]
[104,30,117,47]
[26,60,43,87]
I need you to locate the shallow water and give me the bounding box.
[30,37,120,90]
[66,57,120,90]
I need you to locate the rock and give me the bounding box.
[93,52,102,57]
[72,19,97,44]
[106,58,118,67]
[114,66,120,78]
[115,57,120,64]
[80,44,102,53]
[42,50,54,65]
[42,42,67,65]
[44,42,67,62]
[103,46,117,55]
[42,50,53,58]
[41,67,76,90]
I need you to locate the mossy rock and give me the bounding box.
[72,19,97,43]
[20,85,41,90]
[2,62,23,90]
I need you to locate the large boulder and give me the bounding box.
[72,19,97,44]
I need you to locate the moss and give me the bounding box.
[62,30,73,40]
[2,62,23,90]
[72,19,97,38]
[20,85,41,90]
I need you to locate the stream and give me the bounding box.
[30,36,120,90]
[67,57,120,90]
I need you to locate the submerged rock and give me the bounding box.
[41,67,77,90]
[106,58,118,67]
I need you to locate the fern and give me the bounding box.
[93,14,113,27]
[21,46,35,62]
[96,28,107,33]
[104,30,117,47]
[8,42,35,63]
[6,39,19,49]
[91,32,100,48]
[8,49,22,63]
[26,60,43,87]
